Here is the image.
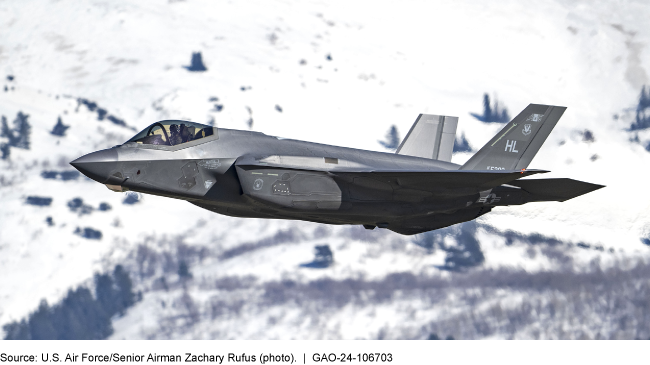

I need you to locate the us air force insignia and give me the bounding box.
[522,124,532,136]
[526,114,544,122]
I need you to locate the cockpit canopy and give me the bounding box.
[126,120,215,146]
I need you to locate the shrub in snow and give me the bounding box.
[123,192,140,205]
[25,196,52,206]
[41,171,58,179]
[106,115,126,127]
[77,98,128,127]
[78,98,98,113]
[67,197,94,215]
[74,227,102,240]
[60,171,80,180]
[41,170,80,180]
[300,245,334,268]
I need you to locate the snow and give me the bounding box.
[1,0,650,339]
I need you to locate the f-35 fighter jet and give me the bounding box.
[71,104,603,235]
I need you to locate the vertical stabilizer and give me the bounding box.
[396,114,458,162]
[460,104,566,171]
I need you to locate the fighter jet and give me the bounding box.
[71,104,603,235]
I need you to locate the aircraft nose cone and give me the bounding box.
[70,148,119,184]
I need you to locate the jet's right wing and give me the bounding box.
[396,114,458,162]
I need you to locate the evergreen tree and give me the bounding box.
[0,112,31,158]
[4,265,136,340]
[28,300,57,340]
[0,116,12,159]
[51,116,70,137]
[453,133,472,153]
[639,86,650,110]
[51,290,85,340]
[95,273,118,317]
[72,287,113,339]
[312,245,334,268]
[178,261,193,280]
[493,100,511,123]
[185,52,207,72]
[482,94,492,123]
[470,93,510,123]
[631,86,650,131]
[113,265,135,314]
[2,320,30,340]
[1,143,9,160]
[444,223,485,270]
[413,231,437,252]
[0,116,10,141]
[378,125,400,150]
[50,288,112,340]
[13,112,31,149]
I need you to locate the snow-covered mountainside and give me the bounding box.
[1,0,650,339]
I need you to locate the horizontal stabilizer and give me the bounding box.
[508,178,604,202]
[396,114,458,162]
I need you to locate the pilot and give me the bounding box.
[185,126,196,142]
[180,124,191,143]
[169,124,182,146]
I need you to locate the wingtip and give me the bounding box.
[521,169,550,176]
[591,183,606,191]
